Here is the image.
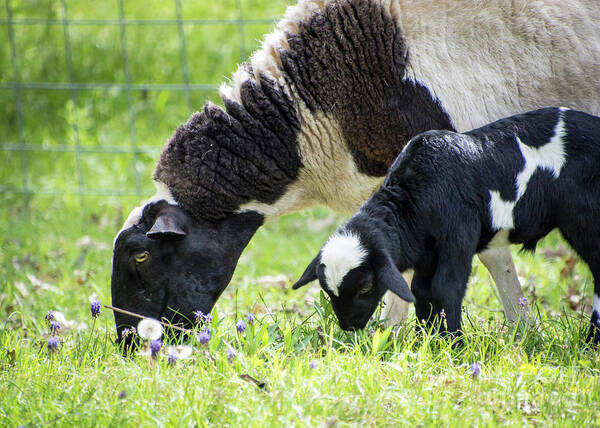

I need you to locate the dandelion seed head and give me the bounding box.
[137,318,163,341]
[166,345,193,360]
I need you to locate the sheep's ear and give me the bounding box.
[377,259,415,303]
[292,255,319,289]
[147,210,187,240]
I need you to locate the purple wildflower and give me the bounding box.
[47,337,59,352]
[49,321,61,335]
[236,320,246,333]
[470,362,482,379]
[45,311,55,323]
[167,353,178,366]
[149,339,162,357]
[369,329,376,337]
[309,361,318,369]
[121,327,137,339]
[194,310,213,324]
[197,328,211,345]
[118,390,127,399]
[246,313,255,324]
[519,297,528,309]
[90,300,101,318]
[227,347,236,362]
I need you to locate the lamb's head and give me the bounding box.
[292,223,414,331]
[111,198,263,343]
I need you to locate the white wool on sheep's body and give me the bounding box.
[398,0,600,132]
[320,231,369,297]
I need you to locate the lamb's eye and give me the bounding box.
[358,283,373,296]
[134,251,150,264]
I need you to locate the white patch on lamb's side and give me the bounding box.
[488,111,567,232]
[593,294,600,315]
[320,231,368,297]
[515,114,566,197]
[489,190,515,230]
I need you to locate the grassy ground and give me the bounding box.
[1,1,599,426]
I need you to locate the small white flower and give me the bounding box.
[165,345,193,360]
[137,318,163,341]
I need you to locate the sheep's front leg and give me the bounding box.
[478,247,530,323]
[381,271,413,326]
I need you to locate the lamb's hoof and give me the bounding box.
[585,310,600,345]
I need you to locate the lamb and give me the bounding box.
[293,107,600,344]
[110,0,600,339]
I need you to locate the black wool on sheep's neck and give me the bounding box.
[154,73,302,221]
[280,0,455,176]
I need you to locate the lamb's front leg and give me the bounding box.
[413,256,473,336]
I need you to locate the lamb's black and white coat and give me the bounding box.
[110,0,600,338]
[294,108,600,343]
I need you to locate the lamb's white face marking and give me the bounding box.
[489,111,567,231]
[320,231,368,297]
[114,180,178,244]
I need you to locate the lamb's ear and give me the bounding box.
[292,255,320,289]
[377,258,415,303]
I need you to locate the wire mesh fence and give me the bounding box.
[1,0,292,203]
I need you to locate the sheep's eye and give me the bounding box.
[134,251,150,264]
[358,283,373,296]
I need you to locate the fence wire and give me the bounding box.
[1,0,284,200]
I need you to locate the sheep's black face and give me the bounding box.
[110,201,263,343]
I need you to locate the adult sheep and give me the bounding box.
[110,0,600,339]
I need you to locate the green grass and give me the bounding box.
[1,1,600,426]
